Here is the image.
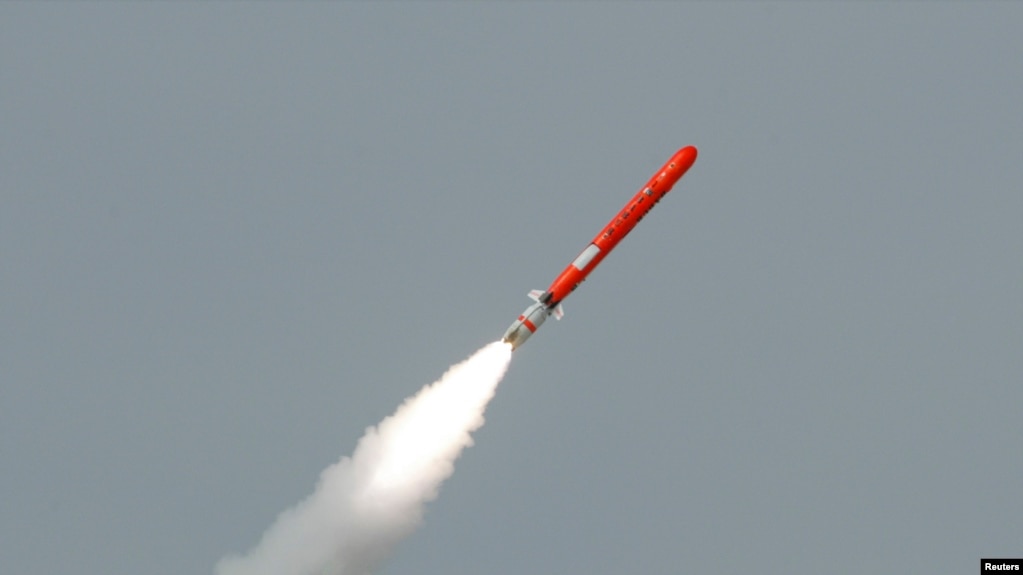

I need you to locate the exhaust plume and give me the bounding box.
[216,341,513,575]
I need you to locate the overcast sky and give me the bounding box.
[2,3,1021,574]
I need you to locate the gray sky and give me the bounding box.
[2,3,1021,574]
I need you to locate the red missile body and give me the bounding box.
[502,146,697,350]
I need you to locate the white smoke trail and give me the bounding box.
[216,341,513,575]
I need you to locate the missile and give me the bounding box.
[501,146,698,350]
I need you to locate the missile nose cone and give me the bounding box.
[676,145,698,170]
